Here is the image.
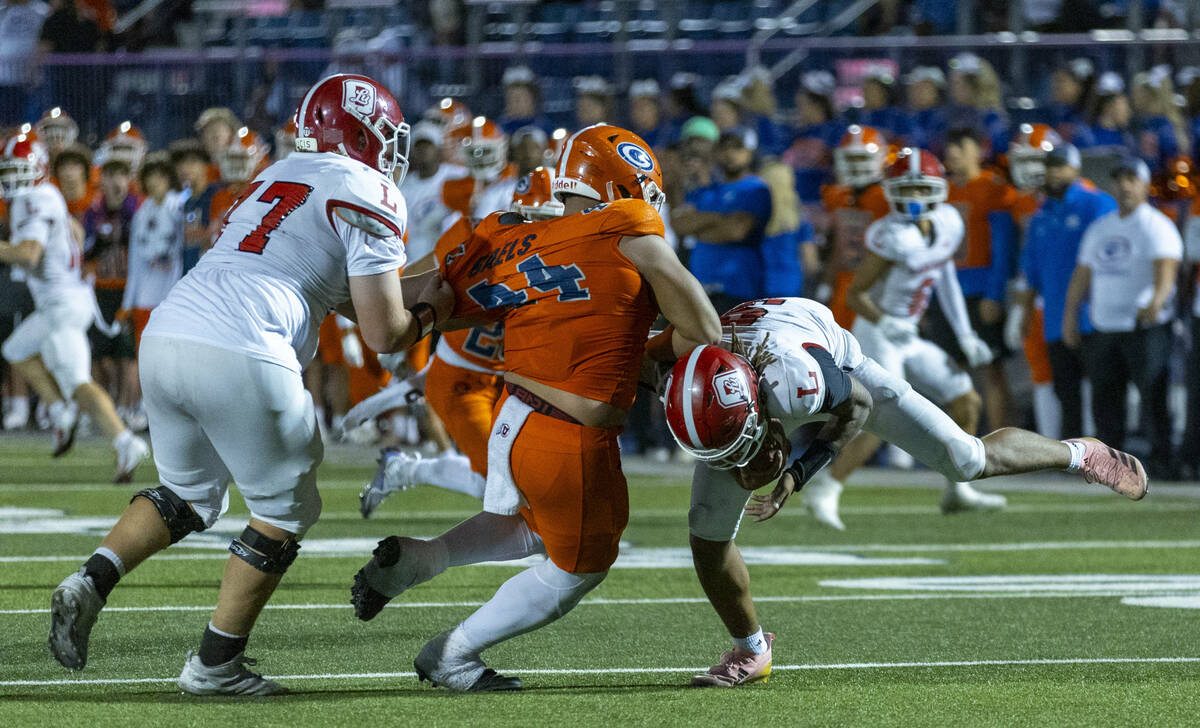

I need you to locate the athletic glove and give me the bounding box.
[877,314,918,344]
[959,332,994,368]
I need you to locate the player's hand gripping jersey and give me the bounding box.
[442,198,664,411]
[145,151,408,371]
[862,202,964,325]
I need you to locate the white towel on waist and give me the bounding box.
[483,395,533,515]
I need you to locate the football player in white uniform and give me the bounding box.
[0,133,150,479]
[663,296,1148,687]
[400,119,467,262]
[805,148,1003,528]
[47,74,453,696]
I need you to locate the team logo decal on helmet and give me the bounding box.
[515,174,531,194]
[663,345,767,470]
[343,79,377,116]
[616,141,655,172]
[713,370,750,408]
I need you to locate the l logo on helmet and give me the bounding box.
[616,142,655,172]
[713,371,749,409]
[342,79,377,117]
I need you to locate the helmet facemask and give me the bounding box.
[1009,149,1046,191]
[883,177,947,222]
[835,147,885,188]
[373,116,411,186]
[0,158,43,199]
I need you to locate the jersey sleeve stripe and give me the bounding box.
[324,199,404,238]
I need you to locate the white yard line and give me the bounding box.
[3,656,1198,687]
[4,590,1200,616]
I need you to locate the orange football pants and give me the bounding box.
[498,390,629,574]
[424,356,503,476]
[829,270,857,329]
[1024,308,1053,385]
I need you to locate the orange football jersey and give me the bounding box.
[441,198,664,411]
[434,216,505,372]
[819,183,889,327]
[947,169,1020,269]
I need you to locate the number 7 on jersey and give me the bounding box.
[224,181,314,255]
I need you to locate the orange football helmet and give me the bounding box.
[275,116,297,161]
[1008,123,1063,191]
[553,123,665,213]
[511,167,564,220]
[424,97,473,131]
[0,132,49,198]
[34,107,78,152]
[97,121,147,171]
[220,127,267,183]
[834,124,888,188]
[447,116,508,179]
[1151,155,1195,202]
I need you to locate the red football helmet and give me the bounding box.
[295,73,411,184]
[1008,122,1063,191]
[834,125,888,188]
[511,167,564,220]
[275,116,297,161]
[220,127,267,183]
[553,123,665,213]
[447,116,508,179]
[0,132,49,198]
[881,147,947,222]
[96,121,147,171]
[34,107,77,152]
[663,345,766,469]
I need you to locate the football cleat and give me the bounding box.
[414,629,522,692]
[940,481,1007,514]
[691,633,774,688]
[359,447,420,518]
[351,535,447,620]
[51,402,79,458]
[1066,438,1148,500]
[802,471,845,531]
[49,568,105,670]
[177,650,288,696]
[114,434,150,484]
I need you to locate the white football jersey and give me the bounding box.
[401,162,466,263]
[471,175,518,221]
[144,152,407,372]
[122,191,184,310]
[863,204,964,324]
[720,297,865,429]
[9,182,88,308]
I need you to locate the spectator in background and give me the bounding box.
[903,66,948,155]
[783,70,843,211]
[738,65,788,157]
[50,143,95,221]
[935,127,1020,428]
[672,128,772,314]
[1177,66,1200,157]
[679,115,719,162]
[661,72,707,144]
[573,76,612,129]
[709,77,743,132]
[758,157,813,298]
[0,0,49,125]
[169,139,217,274]
[1046,58,1096,144]
[38,0,101,52]
[193,107,239,183]
[498,65,548,136]
[947,53,1009,159]
[1015,143,1116,441]
[628,78,666,148]
[510,125,549,176]
[857,65,909,143]
[1076,72,1134,150]
[1064,157,1181,477]
[1130,66,1189,171]
[83,158,139,415]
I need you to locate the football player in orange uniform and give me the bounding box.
[441,116,517,222]
[357,168,564,516]
[351,127,721,691]
[818,125,890,327]
[207,127,269,242]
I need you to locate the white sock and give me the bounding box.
[206,621,244,639]
[94,546,126,576]
[455,559,606,654]
[8,396,28,413]
[414,452,486,498]
[433,512,545,568]
[48,399,66,420]
[733,627,768,655]
[1063,440,1086,472]
[113,429,133,449]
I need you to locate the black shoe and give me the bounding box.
[350,536,402,621]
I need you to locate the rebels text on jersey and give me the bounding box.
[720,297,865,428]
[442,198,663,411]
[144,152,407,372]
[433,215,504,374]
[10,182,87,308]
[863,204,964,324]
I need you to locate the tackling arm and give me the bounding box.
[620,233,722,351]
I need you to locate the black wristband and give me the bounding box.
[409,301,437,340]
[784,440,836,489]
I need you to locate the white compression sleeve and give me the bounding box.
[414,451,486,499]
[433,511,545,568]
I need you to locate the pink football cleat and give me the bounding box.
[1066,438,1148,500]
[691,633,773,688]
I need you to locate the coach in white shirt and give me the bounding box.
[1063,156,1181,473]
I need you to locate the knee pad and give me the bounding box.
[943,433,986,482]
[230,526,300,574]
[132,486,208,544]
